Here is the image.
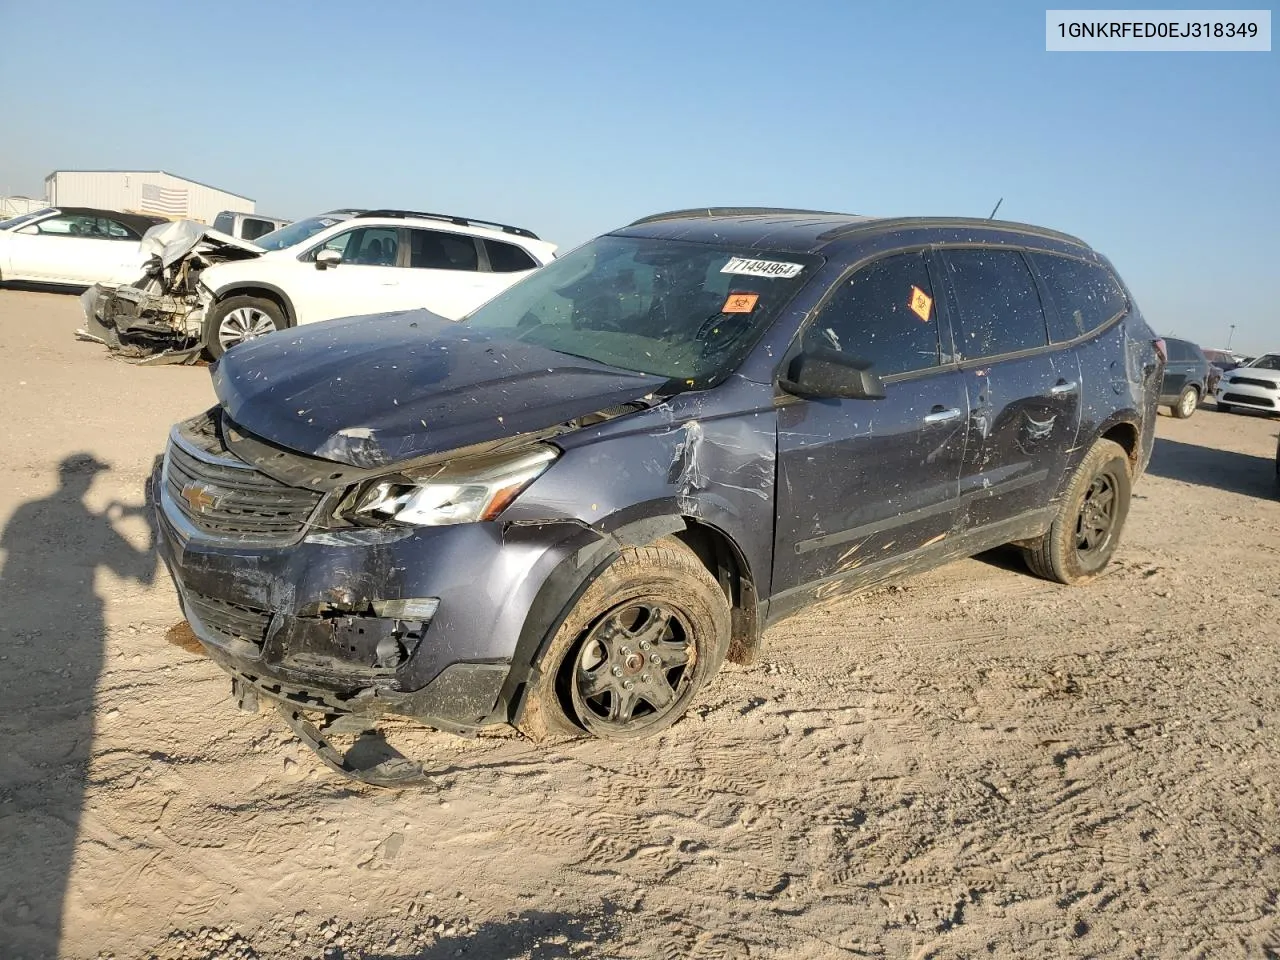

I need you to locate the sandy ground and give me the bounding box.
[0,288,1276,960]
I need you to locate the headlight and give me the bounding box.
[339,444,558,527]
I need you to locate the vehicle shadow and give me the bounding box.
[362,908,622,959]
[0,454,156,959]
[0,280,90,295]
[1145,436,1278,500]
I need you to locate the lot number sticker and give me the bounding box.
[909,285,933,322]
[721,257,805,279]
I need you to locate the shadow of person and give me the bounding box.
[1146,436,1279,501]
[0,453,156,959]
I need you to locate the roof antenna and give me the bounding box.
[987,197,1003,220]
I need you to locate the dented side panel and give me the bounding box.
[503,376,780,597]
[771,371,969,593]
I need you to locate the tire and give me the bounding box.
[204,295,286,360]
[1217,402,1234,414]
[1021,439,1132,586]
[517,539,731,742]
[1171,385,1199,419]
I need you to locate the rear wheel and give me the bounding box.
[204,295,286,360]
[517,540,730,742]
[1171,385,1199,419]
[1021,439,1132,585]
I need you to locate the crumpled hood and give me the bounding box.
[140,219,263,268]
[212,310,667,469]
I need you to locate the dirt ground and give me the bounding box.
[0,287,1276,960]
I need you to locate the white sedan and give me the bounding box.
[0,206,167,286]
[1217,354,1280,416]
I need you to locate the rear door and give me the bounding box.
[938,248,1081,530]
[400,228,492,318]
[773,250,968,596]
[1159,339,1193,401]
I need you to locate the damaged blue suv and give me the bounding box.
[155,208,1163,779]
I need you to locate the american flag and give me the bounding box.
[140,183,189,216]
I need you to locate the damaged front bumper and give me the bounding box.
[151,459,595,735]
[81,282,208,361]
[79,220,258,360]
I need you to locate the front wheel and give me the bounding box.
[1171,385,1199,419]
[1021,438,1132,585]
[517,540,730,742]
[204,295,286,360]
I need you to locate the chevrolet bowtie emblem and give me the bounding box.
[180,483,219,513]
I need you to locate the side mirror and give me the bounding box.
[315,249,342,270]
[779,348,887,401]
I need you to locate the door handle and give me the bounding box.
[923,407,963,424]
[1050,380,1079,394]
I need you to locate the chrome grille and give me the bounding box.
[162,416,324,545]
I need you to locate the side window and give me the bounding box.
[31,215,83,236]
[803,252,941,377]
[1028,253,1127,342]
[315,227,400,266]
[242,218,275,241]
[1165,339,1189,362]
[408,229,480,271]
[483,238,538,273]
[101,218,137,240]
[213,212,235,234]
[941,249,1049,359]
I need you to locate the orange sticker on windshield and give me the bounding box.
[909,285,933,322]
[722,293,759,313]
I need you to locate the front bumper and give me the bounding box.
[1218,380,1280,412]
[152,460,590,732]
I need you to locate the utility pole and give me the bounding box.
[1227,324,1236,350]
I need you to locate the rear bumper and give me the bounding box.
[152,460,594,732]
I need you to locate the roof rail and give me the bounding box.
[816,216,1090,248]
[356,209,539,240]
[629,206,854,226]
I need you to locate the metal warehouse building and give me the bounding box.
[44,170,254,223]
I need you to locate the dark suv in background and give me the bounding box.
[153,208,1163,782]
[1158,336,1213,418]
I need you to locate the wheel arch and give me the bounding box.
[212,282,297,328]
[503,508,764,728]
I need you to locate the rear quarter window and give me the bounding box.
[213,212,235,234]
[1028,253,1128,343]
[484,238,538,273]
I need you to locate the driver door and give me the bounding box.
[290,226,404,324]
[773,250,968,597]
[8,213,145,284]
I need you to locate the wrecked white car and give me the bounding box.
[81,220,263,363]
[81,209,555,361]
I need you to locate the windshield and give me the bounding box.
[1246,354,1280,370]
[0,208,54,231]
[462,235,820,385]
[254,214,348,251]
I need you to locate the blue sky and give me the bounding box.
[1,0,1275,351]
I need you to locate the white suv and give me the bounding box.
[198,210,557,358]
